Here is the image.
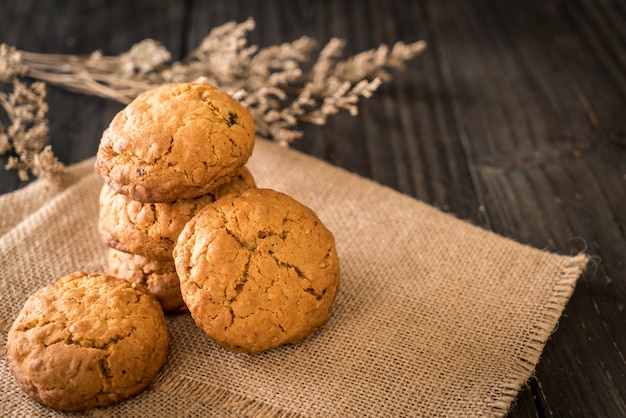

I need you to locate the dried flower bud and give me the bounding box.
[0,43,28,82]
[119,39,171,76]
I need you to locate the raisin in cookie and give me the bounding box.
[108,248,187,313]
[99,167,256,260]
[94,82,255,203]
[173,188,340,354]
[7,272,169,411]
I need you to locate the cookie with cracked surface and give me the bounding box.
[173,188,340,354]
[108,248,187,313]
[99,166,256,260]
[6,272,169,412]
[94,82,255,203]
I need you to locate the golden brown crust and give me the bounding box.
[94,82,255,203]
[6,272,169,412]
[173,188,340,354]
[107,248,187,313]
[99,167,256,260]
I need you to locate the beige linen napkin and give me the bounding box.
[0,139,586,417]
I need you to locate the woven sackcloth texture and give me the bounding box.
[0,139,586,417]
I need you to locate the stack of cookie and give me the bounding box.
[94,82,257,313]
[93,82,340,354]
[93,82,340,355]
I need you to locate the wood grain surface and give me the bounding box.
[1,0,624,416]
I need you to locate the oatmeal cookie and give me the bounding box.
[94,82,255,202]
[99,167,255,260]
[6,272,169,411]
[173,188,340,354]
[108,248,187,313]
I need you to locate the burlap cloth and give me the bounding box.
[0,139,586,417]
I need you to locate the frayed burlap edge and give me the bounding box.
[490,254,587,416]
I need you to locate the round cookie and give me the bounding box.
[7,272,169,412]
[99,167,256,260]
[108,248,187,313]
[173,188,340,354]
[94,82,255,203]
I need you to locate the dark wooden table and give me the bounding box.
[1,1,624,416]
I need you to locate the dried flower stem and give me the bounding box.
[1,18,426,179]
